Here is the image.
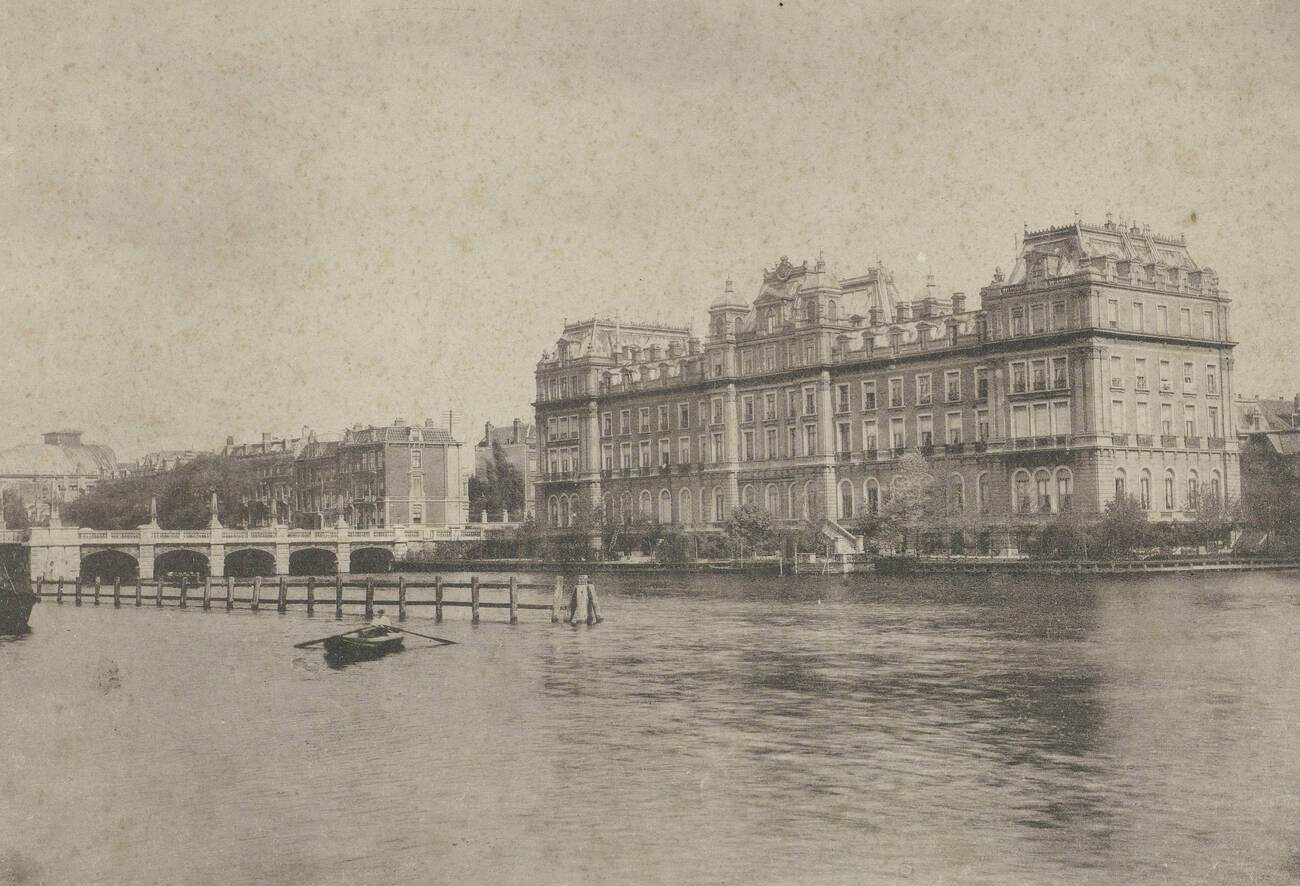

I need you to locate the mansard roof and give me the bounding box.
[1007,218,1201,285]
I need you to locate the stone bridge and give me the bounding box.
[21,522,520,580]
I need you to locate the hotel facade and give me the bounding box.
[534,221,1240,551]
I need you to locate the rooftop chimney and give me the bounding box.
[952,292,966,313]
[897,303,913,322]
[868,306,883,326]
[513,417,522,443]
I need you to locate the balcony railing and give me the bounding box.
[1136,434,1153,448]
[944,442,965,454]
[1034,435,1054,448]
[1112,433,1130,446]
[1184,436,1202,449]
[1161,434,1179,448]
[836,451,853,463]
[973,441,988,452]
[1208,436,1226,449]
[864,448,879,461]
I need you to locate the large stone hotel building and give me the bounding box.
[534,220,1240,552]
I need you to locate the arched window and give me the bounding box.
[1013,470,1031,514]
[548,496,559,527]
[864,478,880,515]
[765,308,776,334]
[679,488,693,524]
[570,494,581,526]
[1164,470,1175,510]
[621,492,633,524]
[639,489,653,518]
[713,486,725,522]
[976,473,990,515]
[1139,471,1152,510]
[766,483,781,516]
[786,482,796,518]
[658,489,672,523]
[838,480,855,519]
[742,484,756,507]
[803,481,817,518]
[1055,468,1074,511]
[1114,468,1127,502]
[949,475,964,514]
[1035,469,1052,513]
[828,300,838,321]
[1210,472,1222,504]
[559,496,570,527]
[1187,471,1199,509]
[804,299,816,321]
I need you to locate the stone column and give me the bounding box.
[723,384,740,514]
[991,364,1008,441]
[816,371,838,519]
[583,399,602,510]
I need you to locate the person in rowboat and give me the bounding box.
[367,608,392,634]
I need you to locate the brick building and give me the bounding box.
[534,219,1240,552]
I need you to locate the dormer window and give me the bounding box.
[804,299,816,321]
[765,308,776,334]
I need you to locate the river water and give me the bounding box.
[2,570,1298,885]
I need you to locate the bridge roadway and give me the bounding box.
[18,522,521,579]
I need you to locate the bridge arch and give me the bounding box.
[80,549,139,583]
[289,547,338,576]
[155,548,209,581]
[225,548,276,578]
[349,546,393,574]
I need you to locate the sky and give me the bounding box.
[3,0,1298,459]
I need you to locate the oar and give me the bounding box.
[294,627,367,649]
[390,626,457,646]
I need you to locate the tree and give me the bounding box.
[1029,508,1096,559]
[860,453,941,553]
[64,456,258,530]
[1189,494,1240,552]
[654,528,694,565]
[469,440,526,520]
[1092,495,1156,559]
[726,504,776,556]
[2,490,31,530]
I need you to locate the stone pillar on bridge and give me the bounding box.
[393,526,408,565]
[207,491,225,577]
[335,517,352,576]
[274,524,291,575]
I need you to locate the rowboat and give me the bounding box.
[322,628,404,661]
[0,559,36,635]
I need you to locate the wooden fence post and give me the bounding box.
[434,576,444,623]
[334,575,343,619]
[398,576,407,622]
[364,577,374,620]
[586,580,603,625]
[93,578,101,605]
[74,579,82,606]
[34,578,42,604]
[470,575,480,624]
[113,579,121,608]
[135,578,142,607]
[202,576,212,610]
[551,576,563,623]
[306,577,315,616]
[179,577,188,609]
[56,578,64,604]
[569,574,588,626]
[508,575,519,625]
[252,576,261,611]
[277,576,287,613]
[156,579,163,607]
[225,577,234,611]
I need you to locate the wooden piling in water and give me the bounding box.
[334,575,343,619]
[202,577,212,610]
[251,576,261,611]
[179,577,188,608]
[135,579,142,607]
[156,579,163,607]
[434,576,444,623]
[56,579,64,604]
[34,578,42,604]
[364,577,374,620]
[74,579,82,606]
[470,575,480,624]
[569,578,587,625]
[508,575,519,624]
[551,576,563,623]
[277,576,287,613]
[398,576,407,621]
[306,577,315,615]
[113,579,121,608]
[225,577,234,611]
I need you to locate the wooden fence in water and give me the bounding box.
[32,574,603,625]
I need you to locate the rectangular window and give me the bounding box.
[977,409,990,441]
[766,345,777,370]
[945,370,961,402]
[1133,302,1144,332]
[658,404,669,430]
[742,395,754,423]
[946,412,962,444]
[1203,310,1215,339]
[804,342,815,364]
[601,412,612,436]
[1012,405,1030,439]
[890,417,905,449]
[1184,405,1197,437]
[678,403,690,429]
[1111,400,1126,433]
[1032,303,1046,333]
[787,425,799,457]
[698,435,706,463]
[837,421,851,454]
[1011,307,1025,336]
[836,383,851,413]
[862,381,877,411]
[1159,360,1172,392]
[601,443,613,470]
[918,414,933,448]
[1111,355,1124,388]
[1032,402,1050,436]
[1208,406,1220,437]
[411,450,421,469]
[741,350,753,374]
[803,424,817,456]
[787,389,799,417]
[711,432,723,463]
[863,420,878,451]
[1157,304,1169,333]
[1031,359,1048,392]
[742,430,754,461]
[620,410,631,435]
[1050,356,1067,389]
[678,436,690,464]
[803,386,817,415]
[1136,401,1150,434]
[1135,357,1148,391]
[710,397,723,425]
[546,417,557,441]
[1053,400,1071,437]
[764,392,777,420]
[1160,403,1173,434]
[620,442,632,468]
[659,438,670,467]
[976,367,989,400]
[1052,300,1067,331]
[1180,308,1191,336]
[916,374,932,405]
[639,407,650,433]
[889,377,904,408]
[1183,361,1195,391]
[1107,299,1119,328]
[765,427,778,460]
[639,440,651,467]
[1012,361,1027,394]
